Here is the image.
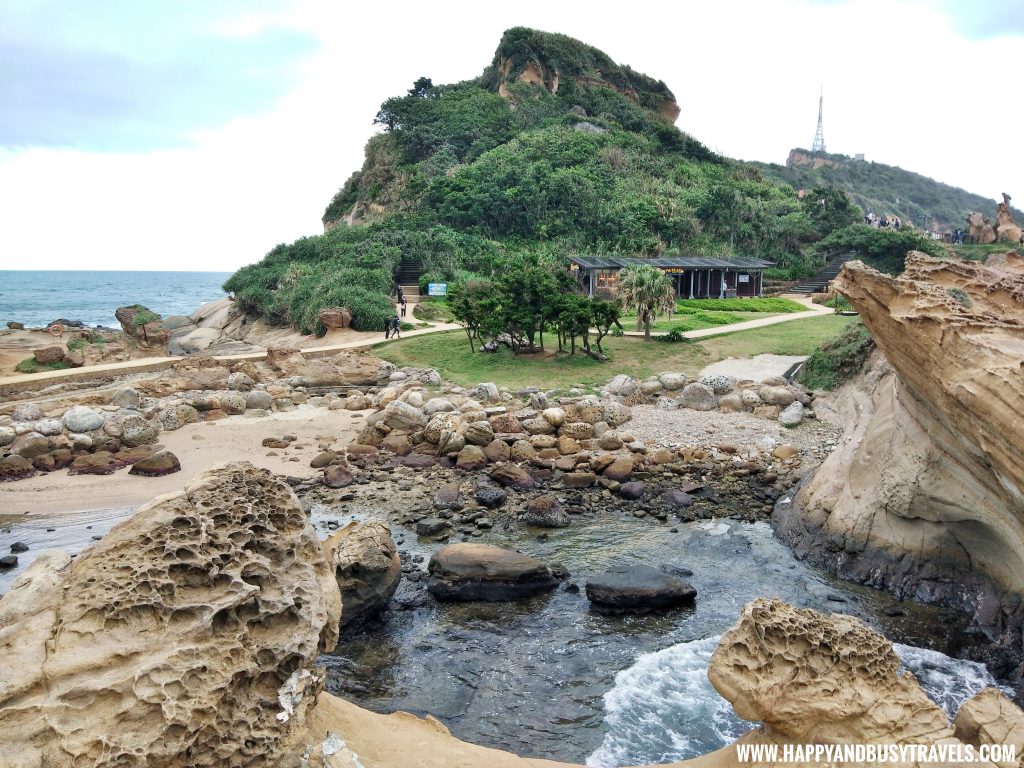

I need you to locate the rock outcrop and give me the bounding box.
[996,192,1023,244]
[0,462,341,767]
[427,543,559,601]
[114,304,170,350]
[776,253,1024,672]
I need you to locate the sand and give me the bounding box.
[1,406,367,517]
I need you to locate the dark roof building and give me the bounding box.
[568,255,775,299]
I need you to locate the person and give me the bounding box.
[391,315,401,339]
[400,297,407,318]
[384,317,391,339]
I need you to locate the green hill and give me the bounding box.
[224,29,910,334]
[753,149,1022,232]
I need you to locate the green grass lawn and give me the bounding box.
[621,310,783,333]
[378,314,857,389]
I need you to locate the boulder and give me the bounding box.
[658,372,688,390]
[483,438,511,463]
[490,463,536,491]
[317,306,352,329]
[220,394,247,415]
[115,304,169,349]
[128,450,181,477]
[423,412,461,444]
[427,543,558,601]
[157,404,200,431]
[718,392,745,412]
[245,389,274,410]
[758,384,796,407]
[0,454,35,481]
[586,565,697,613]
[779,401,805,427]
[699,373,737,394]
[423,398,458,416]
[463,420,494,446]
[606,374,639,396]
[455,445,488,471]
[618,481,646,500]
[522,417,555,435]
[68,451,123,475]
[226,371,255,391]
[62,406,104,433]
[510,440,536,462]
[310,451,338,469]
[488,413,523,433]
[381,433,414,456]
[475,482,508,509]
[13,433,50,459]
[559,422,594,440]
[111,387,141,407]
[664,490,695,508]
[0,426,15,447]
[680,382,717,411]
[323,464,354,488]
[119,414,159,447]
[523,495,570,528]
[563,471,597,489]
[602,458,634,483]
[384,400,428,431]
[603,402,632,427]
[323,520,401,628]
[0,462,339,766]
[33,419,63,436]
[953,687,1024,759]
[437,430,466,455]
[433,481,462,510]
[7,321,25,330]
[541,407,566,427]
[12,403,42,422]
[33,346,64,365]
[416,517,450,537]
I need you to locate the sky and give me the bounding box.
[0,0,1021,272]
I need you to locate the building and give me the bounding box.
[568,256,775,299]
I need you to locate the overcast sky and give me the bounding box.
[1,0,1021,272]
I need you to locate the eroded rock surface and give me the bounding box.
[0,462,340,767]
[776,253,1024,672]
[323,520,401,629]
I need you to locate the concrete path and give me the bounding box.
[0,320,462,396]
[698,354,807,381]
[621,295,833,340]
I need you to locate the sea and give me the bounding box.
[0,270,233,329]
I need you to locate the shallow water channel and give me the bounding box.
[313,502,1002,766]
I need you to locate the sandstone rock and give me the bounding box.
[464,420,494,446]
[490,464,535,491]
[456,445,488,471]
[598,432,623,451]
[953,687,1024,763]
[618,481,645,500]
[220,394,247,415]
[469,382,500,403]
[347,443,379,460]
[967,210,998,244]
[433,481,462,510]
[115,304,170,349]
[323,521,400,628]
[699,373,737,394]
[317,306,352,329]
[530,434,557,449]
[437,429,465,455]
[602,458,634,483]
[157,404,200,431]
[12,403,42,422]
[310,450,338,469]
[575,405,604,424]
[586,565,696,613]
[61,406,104,433]
[483,438,511,463]
[779,401,804,427]
[521,417,555,435]
[510,440,536,462]
[541,407,566,427]
[603,402,632,427]
[741,389,762,408]
[758,384,796,406]
[119,414,159,447]
[246,389,274,410]
[33,346,65,364]
[556,435,580,455]
[381,433,413,456]
[773,444,799,460]
[708,598,954,746]
[0,462,339,766]
[33,419,62,436]
[0,454,35,481]
[226,371,255,391]
[416,517,450,537]
[7,321,24,330]
[664,490,695,508]
[658,372,688,390]
[488,413,523,433]
[385,400,428,432]
[127,450,181,476]
[424,398,458,416]
[523,495,570,528]
[640,380,663,396]
[563,471,597,489]
[559,422,594,440]
[0,426,15,447]
[324,464,354,488]
[14,433,50,458]
[606,374,639,396]
[718,392,744,412]
[680,382,717,411]
[68,451,123,475]
[427,543,557,601]
[423,412,461,444]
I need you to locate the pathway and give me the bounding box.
[620,295,833,340]
[0,320,461,396]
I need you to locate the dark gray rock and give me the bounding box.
[585,565,697,613]
[475,483,507,509]
[427,543,558,602]
[618,481,646,500]
[416,517,450,537]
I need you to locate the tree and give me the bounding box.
[616,264,675,341]
[554,293,592,355]
[588,298,622,355]
[448,278,501,352]
[802,186,860,237]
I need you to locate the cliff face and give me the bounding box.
[775,253,1024,668]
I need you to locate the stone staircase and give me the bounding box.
[789,252,856,294]
[397,256,422,304]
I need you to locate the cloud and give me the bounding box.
[934,0,1024,39]
[0,1,318,151]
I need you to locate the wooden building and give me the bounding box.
[568,255,774,299]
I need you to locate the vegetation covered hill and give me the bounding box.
[754,149,1023,232]
[224,28,929,334]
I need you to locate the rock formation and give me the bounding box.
[0,462,341,767]
[996,193,1023,244]
[776,253,1024,674]
[966,211,998,243]
[427,543,559,601]
[114,304,170,350]
[323,520,402,628]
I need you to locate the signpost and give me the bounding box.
[427,283,448,297]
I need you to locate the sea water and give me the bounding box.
[0,270,232,328]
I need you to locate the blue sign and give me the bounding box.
[427,283,448,296]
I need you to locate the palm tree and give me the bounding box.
[616,265,676,341]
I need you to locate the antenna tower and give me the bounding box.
[811,87,826,153]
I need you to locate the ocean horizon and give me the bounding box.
[0,270,233,329]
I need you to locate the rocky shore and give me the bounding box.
[3,461,1022,767]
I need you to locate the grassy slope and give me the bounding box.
[378,314,855,389]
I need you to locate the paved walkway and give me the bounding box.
[620,295,833,340]
[0,321,461,396]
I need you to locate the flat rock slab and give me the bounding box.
[586,565,697,614]
[428,543,557,602]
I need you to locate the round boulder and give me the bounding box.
[680,382,717,411]
[62,406,104,433]
[128,450,181,477]
[324,521,401,628]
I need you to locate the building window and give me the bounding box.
[595,269,618,289]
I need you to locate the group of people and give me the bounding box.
[385,282,409,339]
[864,212,901,230]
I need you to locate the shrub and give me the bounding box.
[798,321,875,390]
[677,297,807,313]
[660,327,686,342]
[15,358,70,374]
[947,287,972,308]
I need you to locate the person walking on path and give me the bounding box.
[384,317,392,339]
[400,297,408,318]
[391,316,401,339]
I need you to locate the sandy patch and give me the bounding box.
[1,406,367,517]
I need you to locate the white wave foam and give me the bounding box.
[587,637,1009,768]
